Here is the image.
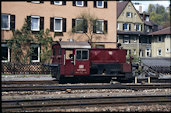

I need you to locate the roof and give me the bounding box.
[141,58,171,67]
[117,30,148,35]
[117,1,129,18]
[148,27,171,35]
[57,41,91,49]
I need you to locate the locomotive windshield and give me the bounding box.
[76,49,88,60]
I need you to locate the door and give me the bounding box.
[64,49,74,75]
[74,49,90,75]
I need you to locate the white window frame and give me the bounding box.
[157,48,162,56]
[97,1,104,8]
[31,16,40,31]
[54,1,62,5]
[75,18,84,33]
[31,44,40,63]
[136,24,141,31]
[1,43,10,62]
[96,20,104,33]
[126,12,131,18]
[117,23,119,30]
[123,35,129,44]
[166,48,170,53]
[123,23,129,31]
[1,14,10,30]
[31,1,40,3]
[54,17,63,32]
[76,1,84,7]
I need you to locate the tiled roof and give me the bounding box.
[141,58,171,67]
[117,1,129,18]
[117,30,148,35]
[148,27,171,35]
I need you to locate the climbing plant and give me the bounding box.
[7,18,53,64]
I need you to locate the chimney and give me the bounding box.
[139,5,142,13]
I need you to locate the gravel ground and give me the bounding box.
[41,104,171,112]
[2,88,171,100]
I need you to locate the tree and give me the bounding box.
[148,4,155,14]
[70,11,107,47]
[7,18,53,64]
[148,4,170,27]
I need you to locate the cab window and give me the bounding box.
[76,49,88,60]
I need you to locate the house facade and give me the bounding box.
[117,1,159,58]
[1,1,117,63]
[149,27,171,57]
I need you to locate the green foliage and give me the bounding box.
[7,18,53,64]
[148,4,170,27]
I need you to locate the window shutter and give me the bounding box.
[50,17,54,32]
[93,20,96,33]
[104,0,107,8]
[83,19,87,33]
[84,0,87,7]
[73,0,76,6]
[93,0,96,7]
[129,24,131,31]
[40,0,44,3]
[72,19,75,32]
[63,18,66,32]
[40,17,44,31]
[141,25,142,31]
[131,13,133,18]
[62,0,66,5]
[104,20,108,33]
[10,15,15,31]
[27,16,31,30]
[50,1,54,4]
[123,24,124,30]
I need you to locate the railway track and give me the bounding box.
[2,83,171,92]
[2,94,171,112]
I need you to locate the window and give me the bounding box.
[158,36,163,42]
[146,48,151,57]
[126,12,132,18]
[1,43,10,62]
[96,20,104,33]
[31,1,40,3]
[157,48,162,56]
[128,5,131,9]
[117,35,119,43]
[117,23,119,30]
[97,1,104,8]
[133,49,136,55]
[54,17,62,32]
[96,45,105,48]
[134,13,137,17]
[123,35,130,44]
[76,1,84,6]
[76,50,88,60]
[31,16,40,31]
[136,24,142,31]
[166,48,170,53]
[75,19,84,32]
[133,36,137,42]
[54,1,62,5]
[123,23,129,31]
[30,44,40,62]
[146,16,149,21]
[1,14,10,30]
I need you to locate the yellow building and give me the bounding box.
[149,27,171,58]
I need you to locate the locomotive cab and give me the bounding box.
[51,40,91,80]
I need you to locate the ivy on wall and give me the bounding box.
[7,18,53,64]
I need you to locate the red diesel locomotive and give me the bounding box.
[51,40,133,82]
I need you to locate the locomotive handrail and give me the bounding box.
[74,55,76,65]
[64,55,65,65]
